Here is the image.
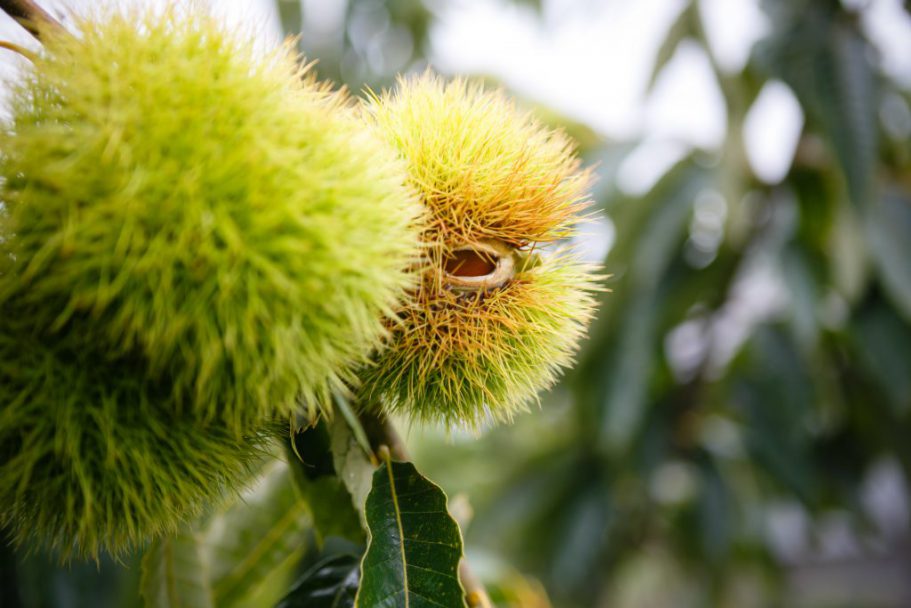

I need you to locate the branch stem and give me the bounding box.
[0,0,64,40]
[0,39,34,59]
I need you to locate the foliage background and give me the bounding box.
[2,0,911,606]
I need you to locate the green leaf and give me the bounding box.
[356,461,467,608]
[286,422,367,545]
[276,554,360,608]
[330,415,376,526]
[205,461,312,607]
[140,531,213,608]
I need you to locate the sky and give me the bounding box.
[431,0,911,189]
[2,0,910,192]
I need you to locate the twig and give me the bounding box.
[0,0,64,40]
[0,38,35,60]
[359,411,494,608]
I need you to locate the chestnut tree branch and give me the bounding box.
[0,0,64,40]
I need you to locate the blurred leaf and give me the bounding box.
[205,462,311,607]
[647,3,697,93]
[469,445,581,554]
[781,244,821,349]
[756,5,877,206]
[504,0,542,10]
[356,460,467,608]
[275,554,359,608]
[829,196,869,303]
[275,0,303,39]
[577,161,708,453]
[606,547,696,608]
[485,570,552,608]
[549,479,611,596]
[729,326,817,503]
[697,460,732,564]
[13,550,143,608]
[853,298,911,416]
[864,189,911,322]
[384,0,433,53]
[141,531,212,608]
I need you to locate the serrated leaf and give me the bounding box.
[140,531,213,608]
[356,461,467,608]
[276,554,360,608]
[205,461,312,607]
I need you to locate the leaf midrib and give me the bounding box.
[386,459,410,608]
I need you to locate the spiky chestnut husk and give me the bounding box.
[359,74,600,427]
[0,9,422,427]
[0,301,275,560]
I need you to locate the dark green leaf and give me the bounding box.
[356,461,467,608]
[276,554,360,608]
